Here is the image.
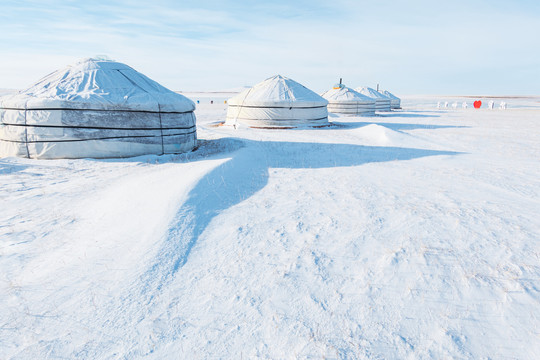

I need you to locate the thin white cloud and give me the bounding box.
[1,0,539,94]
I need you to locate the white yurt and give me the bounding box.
[0,58,197,159]
[355,87,391,112]
[321,83,376,116]
[225,75,328,128]
[379,90,401,109]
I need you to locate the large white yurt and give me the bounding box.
[0,58,197,159]
[321,83,376,116]
[379,90,401,109]
[225,75,328,128]
[355,87,391,112]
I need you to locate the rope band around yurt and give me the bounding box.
[228,105,327,109]
[23,101,30,158]
[0,130,196,144]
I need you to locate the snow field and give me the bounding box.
[1,96,539,358]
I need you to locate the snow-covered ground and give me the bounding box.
[1,95,539,359]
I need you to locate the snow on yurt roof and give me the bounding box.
[321,84,376,104]
[379,90,400,100]
[1,58,195,113]
[355,86,391,100]
[228,75,328,108]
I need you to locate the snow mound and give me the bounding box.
[357,123,394,142]
[349,123,427,148]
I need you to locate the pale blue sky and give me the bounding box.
[1,0,539,94]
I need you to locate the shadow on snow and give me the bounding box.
[331,120,468,132]
[0,161,32,174]
[375,112,439,119]
[141,138,462,292]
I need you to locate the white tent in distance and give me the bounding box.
[379,90,401,109]
[355,86,392,112]
[321,83,376,116]
[225,75,329,128]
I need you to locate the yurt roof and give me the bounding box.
[1,58,194,112]
[379,90,400,100]
[321,85,376,104]
[228,75,328,107]
[355,86,391,100]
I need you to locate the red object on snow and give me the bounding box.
[473,100,482,109]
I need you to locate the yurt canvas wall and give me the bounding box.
[225,75,328,128]
[321,84,376,116]
[0,58,197,159]
[379,90,401,109]
[355,87,391,112]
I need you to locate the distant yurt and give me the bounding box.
[225,75,328,128]
[321,83,376,116]
[355,87,391,112]
[379,90,401,109]
[0,58,197,159]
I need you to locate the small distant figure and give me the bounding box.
[197,100,200,104]
[437,101,441,109]
[444,101,449,108]
[462,101,468,109]
[452,102,458,109]
[488,100,494,109]
[224,100,227,104]
[211,100,213,104]
[499,101,507,110]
